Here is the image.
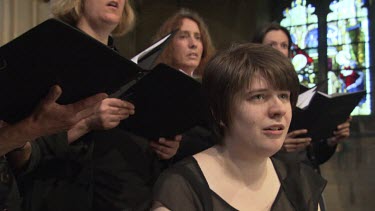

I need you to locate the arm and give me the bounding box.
[8,98,134,173]
[4,85,106,168]
[0,85,106,156]
[67,98,135,143]
[7,133,69,173]
[8,98,135,171]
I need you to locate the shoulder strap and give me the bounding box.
[174,158,213,211]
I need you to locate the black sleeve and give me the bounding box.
[173,126,215,162]
[308,139,337,165]
[18,132,69,176]
[0,158,22,211]
[153,168,204,211]
[299,163,327,211]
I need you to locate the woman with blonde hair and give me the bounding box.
[14,1,179,210]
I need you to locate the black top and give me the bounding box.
[18,129,161,211]
[176,127,337,172]
[0,156,21,211]
[153,156,326,211]
[16,35,163,211]
[274,139,337,173]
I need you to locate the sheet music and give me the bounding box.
[297,86,317,109]
[131,34,172,64]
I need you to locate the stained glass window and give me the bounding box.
[280,0,371,115]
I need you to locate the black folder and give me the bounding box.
[0,18,142,123]
[0,18,206,140]
[289,89,366,141]
[118,64,208,140]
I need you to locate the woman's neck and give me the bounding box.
[76,18,115,45]
[213,142,270,186]
[182,67,195,76]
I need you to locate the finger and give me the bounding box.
[115,108,135,116]
[174,135,182,142]
[158,138,179,148]
[156,146,174,159]
[287,129,308,138]
[337,122,350,130]
[43,85,62,104]
[334,127,350,136]
[284,145,297,152]
[284,137,311,144]
[122,101,135,110]
[149,141,165,151]
[284,143,299,148]
[152,148,170,160]
[105,98,135,109]
[101,112,129,122]
[295,143,310,150]
[75,104,98,121]
[149,141,159,148]
[72,93,108,113]
[152,141,175,155]
[334,133,350,141]
[106,111,132,121]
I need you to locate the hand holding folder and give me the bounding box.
[289,85,366,141]
[118,63,207,140]
[0,19,142,123]
[0,19,207,140]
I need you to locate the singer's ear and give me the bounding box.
[0,57,7,71]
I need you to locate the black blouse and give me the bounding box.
[153,156,326,211]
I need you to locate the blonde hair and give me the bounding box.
[50,0,135,36]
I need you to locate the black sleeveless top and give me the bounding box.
[153,156,326,211]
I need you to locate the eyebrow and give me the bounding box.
[179,30,201,35]
[246,88,269,94]
[246,88,290,94]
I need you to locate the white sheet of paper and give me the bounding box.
[131,34,172,64]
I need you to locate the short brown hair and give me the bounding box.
[50,0,135,36]
[202,43,299,141]
[153,8,215,77]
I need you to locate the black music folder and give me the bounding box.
[289,88,366,141]
[0,18,142,123]
[118,64,208,140]
[0,18,206,140]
